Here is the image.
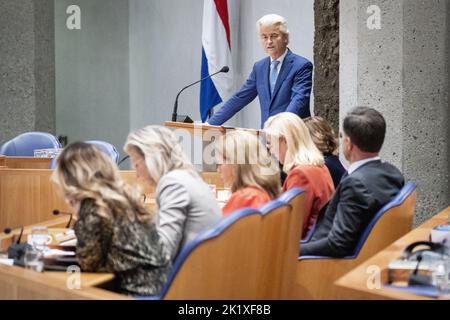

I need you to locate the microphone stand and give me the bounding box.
[3,226,24,244]
[52,210,73,228]
[172,67,229,123]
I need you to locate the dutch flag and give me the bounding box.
[200,0,234,123]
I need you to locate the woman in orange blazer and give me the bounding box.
[264,112,335,239]
[215,130,281,216]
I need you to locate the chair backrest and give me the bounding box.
[276,188,307,298]
[85,140,120,164]
[349,181,417,260]
[161,208,263,300]
[259,200,293,299]
[294,182,418,299]
[49,140,120,169]
[152,194,304,300]
[0,132,61,156]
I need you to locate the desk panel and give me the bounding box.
[0,169,222,231]
[0,264,127,299]
[0,170,150,231]
[3,157,53,169]
[335,206,450,300]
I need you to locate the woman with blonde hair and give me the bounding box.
[304,116,346,188]
[264,112,335,238]
[51,142,170,296]
[124,126,220,261]
[215,130,281,216]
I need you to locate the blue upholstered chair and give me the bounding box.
[49,140,120,168]
[140,208,263,300]
[258,199,295,299]
[85,140,120,164]
[294,182,417,299]
[139,199,296,300]
[0,132,61,156]
[276,188,307,298]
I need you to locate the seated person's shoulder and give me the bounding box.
[290,165,327,178]
[381,161,404,175]
[236,186,268,201]
[158,169,199,188]
[353,161,404,183]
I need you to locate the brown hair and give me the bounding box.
[52,142,152,222]
[304,116,339,156]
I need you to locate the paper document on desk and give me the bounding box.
[59,238,77,246]
[43,249,75,258]
[0,258,14,266]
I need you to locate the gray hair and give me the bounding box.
[124,125,196,184]
[256,14,289,36]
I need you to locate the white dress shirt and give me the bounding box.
[347,156,381,175]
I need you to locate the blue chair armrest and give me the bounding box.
[298,255,355,262]
[135,294,162,300]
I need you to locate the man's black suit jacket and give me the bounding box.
[301,160,405,257]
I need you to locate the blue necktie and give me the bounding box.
[270,60,280,96]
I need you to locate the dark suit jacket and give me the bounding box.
[324,154,347,189]
[208,49,312,127]
[301,160,405,258]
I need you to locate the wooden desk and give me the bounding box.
[0,156,5,167]
[0,169,70,231]
[202,171,224,188]
[0,220,128,299]
[335,206,450,300]
[0,264,129,299]
[0,216,72,251]
[165,121,261,140]
[0,168,222,231]
[0,169,149,231]
[3,157,53,169]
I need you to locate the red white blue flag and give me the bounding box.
[200,0,233,122]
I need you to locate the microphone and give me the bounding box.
[407,254,432,286]
[3,225,24,244]
[52,210,73,228]
[118,155,130,166]
[172,66,230,123]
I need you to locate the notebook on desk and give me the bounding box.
[43,256,79,271]
[43,245,78,270]
[59,238,77,246]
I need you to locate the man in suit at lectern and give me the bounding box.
[207,14,313,128]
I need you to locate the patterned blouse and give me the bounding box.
[74,198,171,296]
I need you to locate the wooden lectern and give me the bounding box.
[164,121,261,138]
[164,121,262,172]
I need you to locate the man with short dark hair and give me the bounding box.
[301,107,405,257]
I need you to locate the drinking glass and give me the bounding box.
[431,256,450,292]
[28,226,52,251]
[24,247,44,272]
